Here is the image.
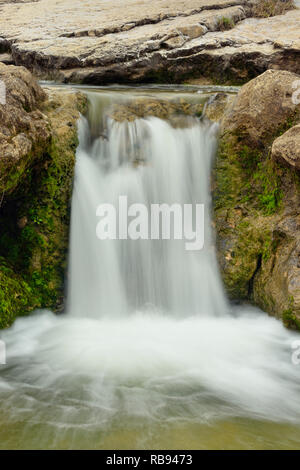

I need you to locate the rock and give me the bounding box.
[0,63,50,195]
[108,97,204,122]
[205,92,235,122]
[0,53,14,65]
[176,24,207,39]
[214,70,300,328]
[0,0,298,84]
[221,69,300,147]
[0,63,87,329]
[253,215,300,328]
[272,124,300,170]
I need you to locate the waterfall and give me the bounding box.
[67,95,227,319]
[0,91,300,448]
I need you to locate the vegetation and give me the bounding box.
[217,16,235,31]
[214,135,279,299]
[252,0,295,18]
[0,137,75,328]
[0,93,86,329]
[213,107,300,305]
[283,297,300,331]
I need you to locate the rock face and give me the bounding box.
[221,69,300,147]
[0,63,87,329]
[272,124,300,170]
[214,69,300,329]
[0,63,50,195]
[0,0,298,84]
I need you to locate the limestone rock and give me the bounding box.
[221,69,300,147]
[0,63,50,194]
[272,124,300,170]
[0,0,298,83]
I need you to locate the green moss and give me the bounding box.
[215,138,283,214]
[0,258,36,329]
[213,118,294,302]
[217,16,235,31]
[283,312,300,331]
[261,235,272,262]
[214,105,300,323]
[0,99,83,328]
[253,160,283,215]
[283,298,300,331]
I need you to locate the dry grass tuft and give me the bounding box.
[252,0,296,18]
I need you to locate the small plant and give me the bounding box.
[217,16,235,31]
[262,236,272,261]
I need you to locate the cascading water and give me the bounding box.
[0,90,300,449]
[68,95,226,318]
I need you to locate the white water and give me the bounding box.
[68,107,226,318]
[0,92,300,447]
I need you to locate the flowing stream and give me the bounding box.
[0,89,300,449]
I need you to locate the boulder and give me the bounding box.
[272,124,300,170]
[221,69,300,147]
[0,63,50,194]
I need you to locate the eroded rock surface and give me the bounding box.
[0,0,298,83]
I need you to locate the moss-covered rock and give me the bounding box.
[0,65,87,329]
[214,70,300,329]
